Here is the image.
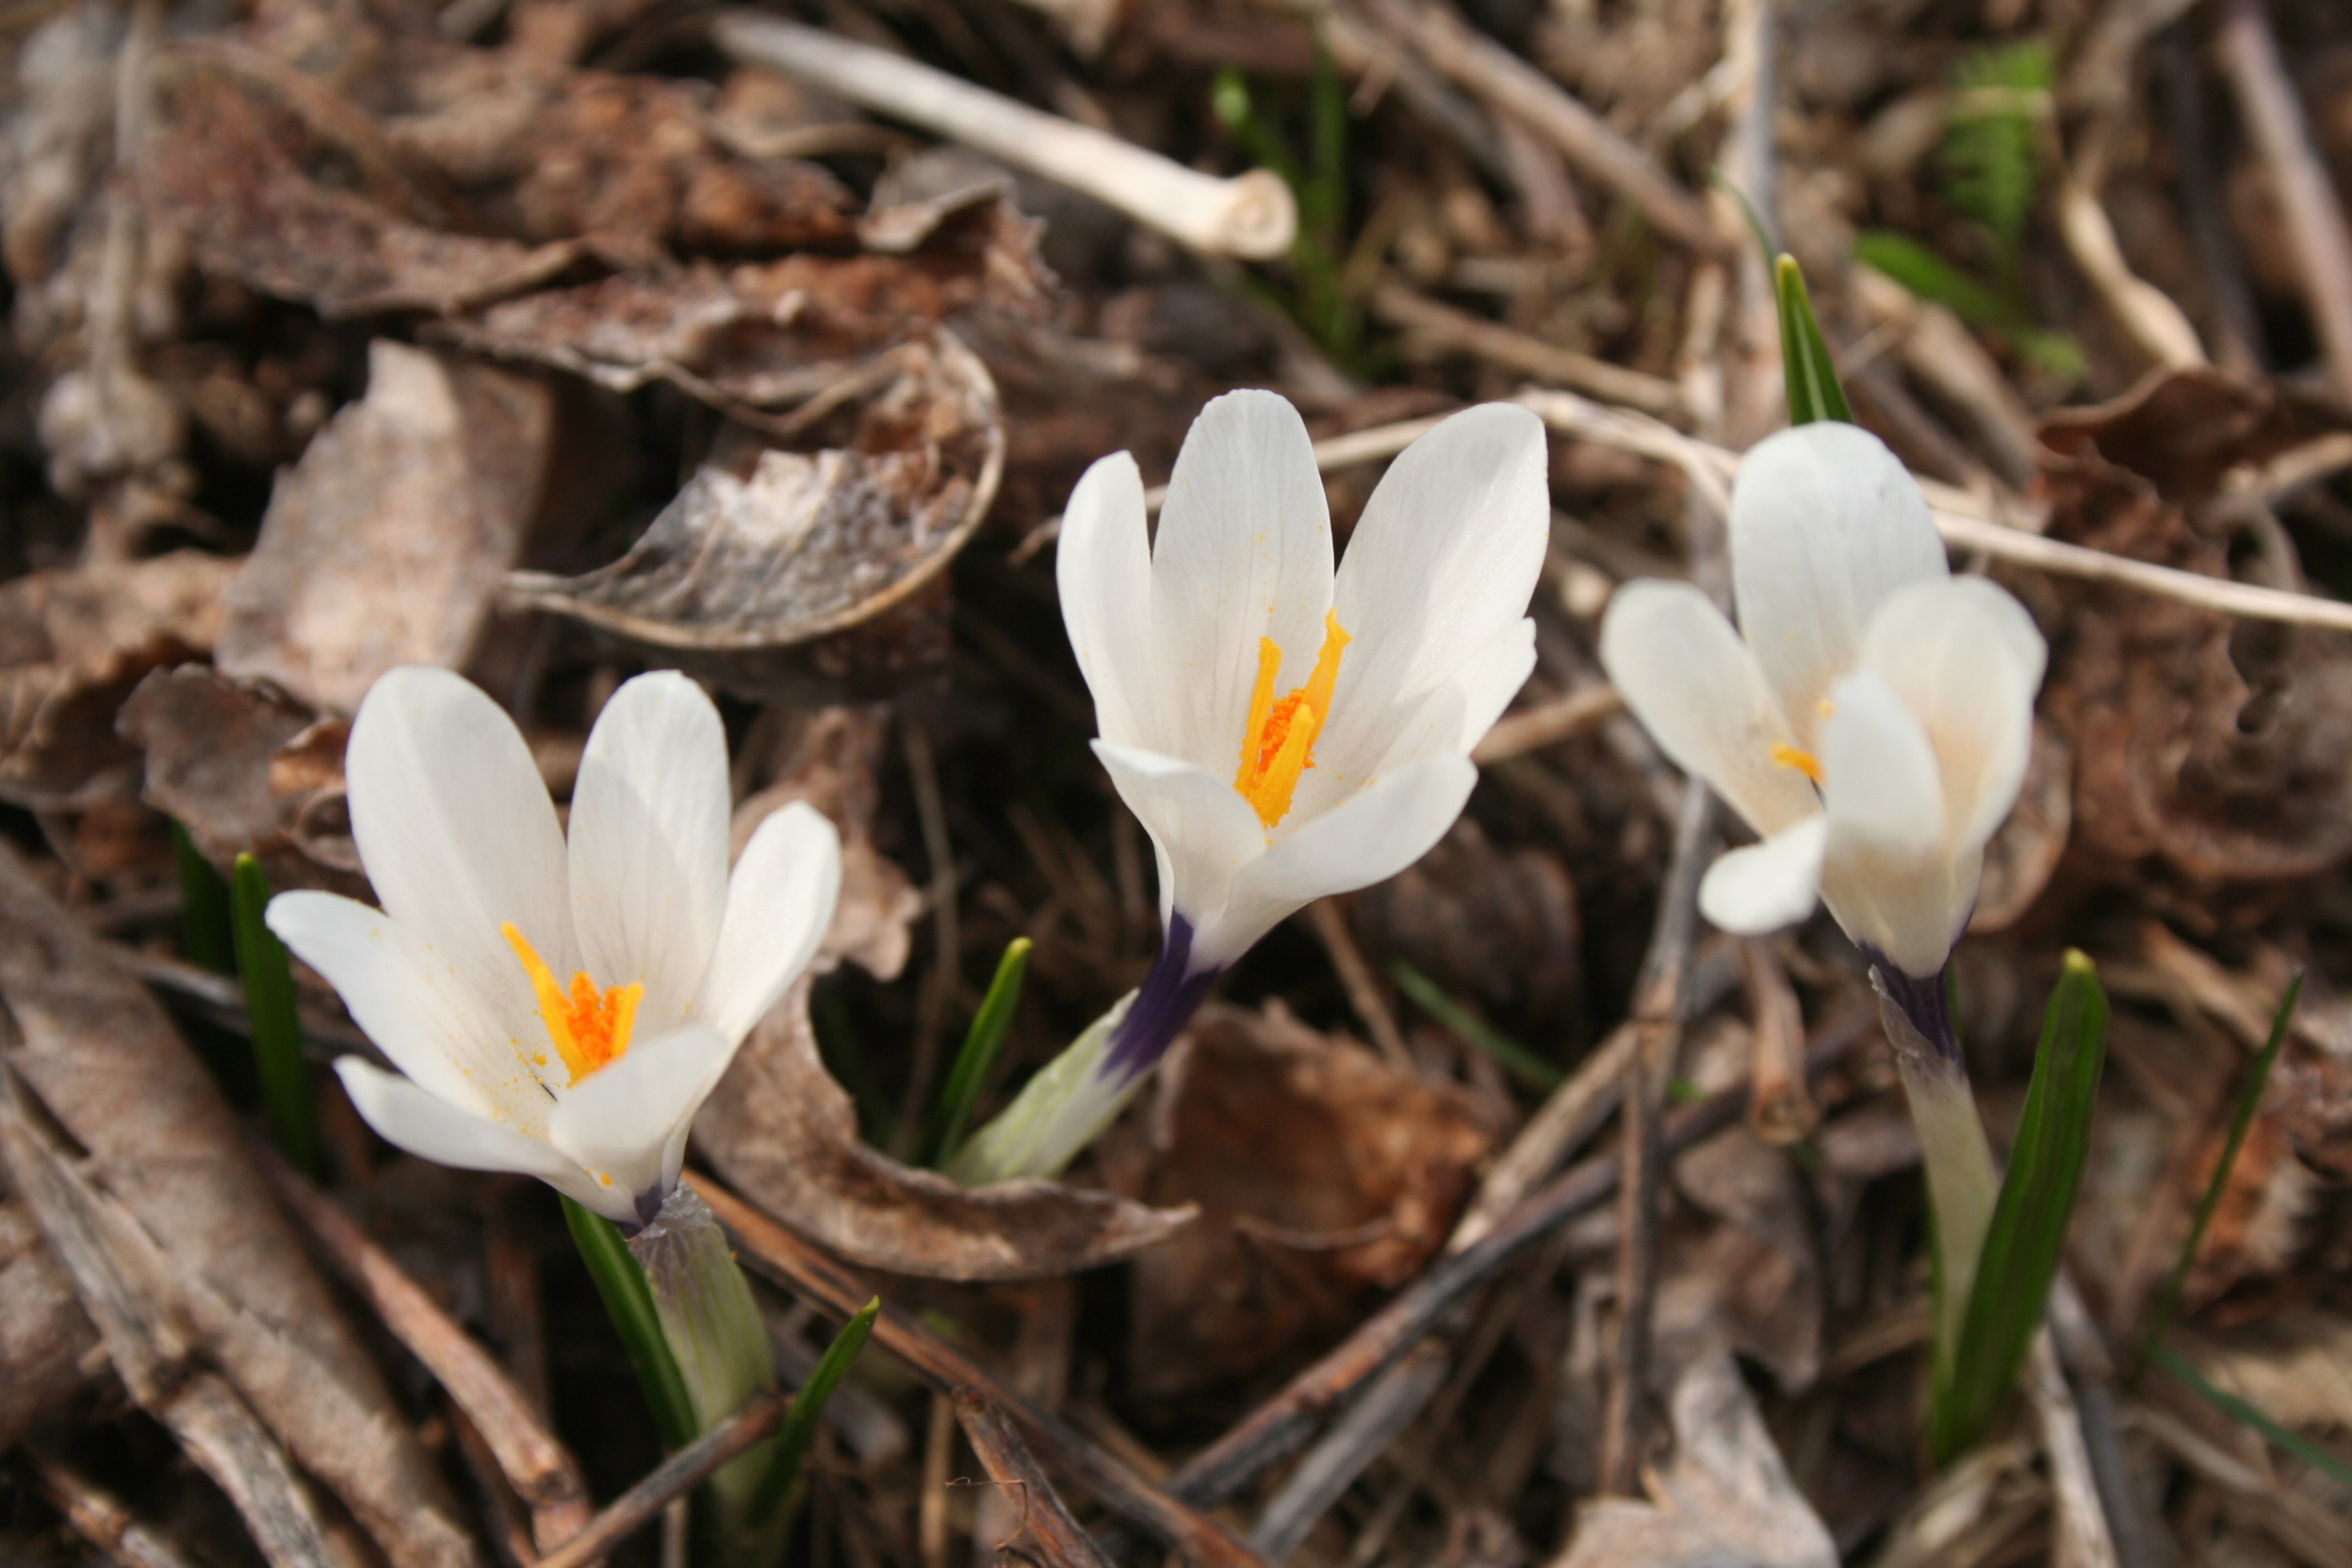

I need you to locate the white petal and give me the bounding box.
[1056,450,1157,750]
[694,801,841,1044]
[1448,618,1539,752]
[1318,404,1549,784]
[547,1025,733,1220]
[1858,577,2047,853]
[1730,423,1947,744]
[335,1056,614,1217]
[1202,753,1477,968]
[1148,390,1334,770]
[1698,816,1826,934]
[1092,739,1268,934]
[345,666,573,1058]
[269,890,555,1129]
[568,671,731,1032]
[1820,672,1947,867]
[1820,671,1968,977]
[1599,580,1820,837]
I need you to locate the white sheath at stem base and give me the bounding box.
[944,994,1139,1187]
[629,1186,789,1568]
[1878,991,2000,1385]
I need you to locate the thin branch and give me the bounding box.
[1308,900,1413,1070]
[2216,0,2352,403]
[263,1158,595,1554]
[1370,280,1687,416]
[712,13,1294,259]
[689,1177,1278,1568]
[530,1390,787,1568]
[952,1388,1115,1568]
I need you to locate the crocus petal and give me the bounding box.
[335,1056,616,1217]
[1599,580,1821,838]
[1858,577,2047,853]
[1056,450,1157,751]
[694,801,842,1045]
[1318,404,1549,782]
[567,671,731,1032]
[1698,815,1827,935]
[1203,752,1477,969]
[1093,739,1268,932]
[345,665,574,1058]
[269,890,558,1127]
[1820,671,1964,977]
[1447,618,1540,753]
[1730,423,1947,745]
[1148,389,1334,770]
[547,1025,733,1218]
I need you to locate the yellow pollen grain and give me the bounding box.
[1772,743,1824,786]
[499,923,644,1086]
[1234,610,1351,828]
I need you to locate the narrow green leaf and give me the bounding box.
[1852,232,2017,330]
[2154,1345,2352,1494]
[1390,960,1561,1090]
[563,1196,698,1452]
[230,855,318,1177]
[1773,255,1854,426]
[1932,950,2108,1464]
[932,937,1033,1168]
[2140,972,2303,1371]
[173,824,235,974]
[769,1297,882,1527]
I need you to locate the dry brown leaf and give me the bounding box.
[505,331,1003,651]
[119,664,362,892]
[1552,1348,1837,1568]
[140,55,582,318]
[1098,1004,1491,1399]
[693,981,1195,1282]
[0,551,237,809]
[1970,716,2074,933]
[0,1195,102,1450]
[216,341,552,712]
[2037,368,2352,882]
[0,842,481,1568]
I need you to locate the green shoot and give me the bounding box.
[769,1298,883,1535]
[1389,959,1560,1090]
[173,824,235,974]
[1946,41,2054,274]
[1212,41,1364,368]
[931,937,1033,1168]
[1774,254,1854,426]
[1931,951,2108,1464]
[2153,1345,2352,1494]
[2138,972,2304,1372]
[562,1196,698,1452]
[229,855,318,1177]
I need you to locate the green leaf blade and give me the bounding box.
[1390,959,1560,1090]
[230,855,318,1177]
[1773,255,1854,427]
[932,937,1033,1168]
[1932,950,2109,1464]
[563,1196,699,1453]
[174,824,236,974]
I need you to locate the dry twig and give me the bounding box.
[951,1388,1114,1568]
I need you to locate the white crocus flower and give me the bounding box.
[1599,422,2047,1002]
[950,390,1548,1184]
[269,665,842,1229]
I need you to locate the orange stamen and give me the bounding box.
[1234,611,1351,828]
[1772,743,1824,786]
[501,923,643,1084]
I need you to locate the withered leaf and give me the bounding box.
[0,551,237,809]
[2038,368,2352,881]
[692,982,1195,1282]
[1098,1004,1490,1399]
[217,341,552,712]
[0,1196,102,1450]
[1969,716,2073,933]
[505,331,1003,650]
[118,665,363,894]
[0,843,481,1568]
[140,55,580,318]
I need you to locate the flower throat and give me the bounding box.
[1235,610,1350,828]
[501,924,642,1084]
